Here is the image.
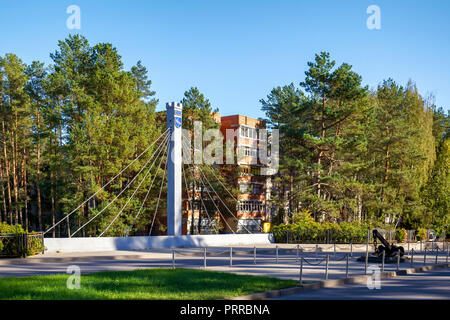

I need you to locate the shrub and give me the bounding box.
[272,213,370,244]
[272,219,432,244]
[395,228,407,243]
[0,222,25,234]
[25,234,45,256]
[0,223,43,257]
[416,228,427,241]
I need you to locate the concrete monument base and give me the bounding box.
[44,233,274,253]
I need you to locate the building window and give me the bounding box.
[241,126,248,138]
[251,183,263,194]
[237,219,262,233]
[240,125,260,140]
[238,200,264,212]
[239,183,249,192]
[238,183,263,194]
[240,146,257,157]
[189,218,218,234]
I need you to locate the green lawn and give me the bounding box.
[0,268,298,300]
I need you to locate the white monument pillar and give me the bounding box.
[166,102,183,236]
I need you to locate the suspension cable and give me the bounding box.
[183,140,259,233]
[70,130,170,237]
[43,128,169,235]
[196,164,252,234]
[149,138,169,236]
[187,162,235,234]
[182,142,234,234]
[203,164,239,202]
[99,132,171,237]
[184,164,219,235]
[126,134,171,237]
[182,164,219,235]
[202,164,264,232]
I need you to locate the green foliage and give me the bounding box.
[0,223,25,257]
[0,222,25,234]
[395,228,407,243]
[0,39,448,238]
[272,219,370,244]
[416,228,427,241]
[24,235,45,256]
[0,223,43,257]
[0,268,298,300]
[181,87,219,132]
[262,52,449,230]
[1,34,163,237]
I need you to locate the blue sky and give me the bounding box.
[1,0,449,118]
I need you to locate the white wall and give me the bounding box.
[44,233,274,252]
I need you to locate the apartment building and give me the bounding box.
[185,114,270,234]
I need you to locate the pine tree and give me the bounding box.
[0,54,31,228]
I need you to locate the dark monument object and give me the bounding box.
[357,229,407,263]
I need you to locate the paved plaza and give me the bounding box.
[273,268,450,300]
[1,245,448,284]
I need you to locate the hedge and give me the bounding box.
[271,212,434,244]
[0,222,45,257]
[272,222,370,244]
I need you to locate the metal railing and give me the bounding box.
[0,232,44,258]
[165,241,450,286]
[276,228,447,247]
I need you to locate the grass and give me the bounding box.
[0,268,298,300]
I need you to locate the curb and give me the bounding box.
[0,254,153,265]
[228,262,450,300]
[0,248,354,264]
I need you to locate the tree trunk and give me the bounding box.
[51,170,56,238]
[328,124,342,176]
[2,119,12,224]
[22,149,28,231]
[36,111,43,231]
[379,130,390,217]
[11,127,19,225]
[50,132,57,238]
[289,174,293,223]
[190,179,195,235]
[57,125,63,238]
[317,93,326,199]
[357,194,362,222]
[0,160,8,222]
[283,179,289,224]
[66,215,71,237]
[198,184,203,234]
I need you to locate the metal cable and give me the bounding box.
[44,128,169,235]
[182,165,219,235]
[149,134,170,236]
[173,248,256,256]
[182,143,222,234]
[101,133,171,237]
[303,257,327,266]
[183,141,258,234]
[126,134,171,236]
[202,164,264,232]
[331,254,349,262]
[191,163,235,234]
[71,131,170,237]
[196,165,252,234]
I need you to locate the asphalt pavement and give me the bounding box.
[272,268,450,300]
